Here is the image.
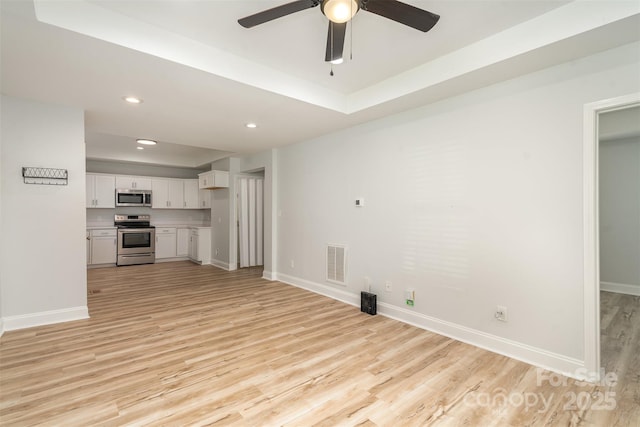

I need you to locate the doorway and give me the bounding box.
[583,94,640,379]
[236,172,265,271]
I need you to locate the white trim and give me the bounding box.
[600,281,640,296]
[277,273,360,307]
[155,257,190,264]
[583,93,640,380]
[209,258,231,270]
[262,270,275,281]
[2,306,89,331]
[0,318,4,338]
[277,273,585,379]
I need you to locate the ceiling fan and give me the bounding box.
[238,0,440,63]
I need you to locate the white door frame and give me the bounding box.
[583,92,640,379]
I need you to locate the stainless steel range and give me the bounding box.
[115,214,155,266]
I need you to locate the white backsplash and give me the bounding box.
[87,207,211,227]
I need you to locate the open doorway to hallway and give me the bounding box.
[236,171,265,273]
[597,106,640,396]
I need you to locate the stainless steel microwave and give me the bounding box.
[115,189,152,207]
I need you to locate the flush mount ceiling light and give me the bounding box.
[245,123,257,129]
[123,96,143,104]
[136,139,157,145]
[321,0,359,23]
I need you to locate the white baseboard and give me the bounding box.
[0,318,4,338]
[262,270,275,281]
[155,257,190,263]
[277,273,359,307]
[601,281,640,296]
[210,258,232,271]
[275,272,585,380]
[2,306,89,332]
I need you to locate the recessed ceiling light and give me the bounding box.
[136,146,144,150]
[246,123,257,128]
[124,96,143,104]
[136,139,157,145]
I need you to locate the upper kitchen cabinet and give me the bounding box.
[198,189,211,209]
[198,170,229,189]
[183,179,200,209]
[86,173,115,208]
[115,175,152,190]
[152,178,184,209]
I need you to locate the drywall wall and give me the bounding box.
[599,134,640,293]
[273,42,640,374]
[1,96,88,329]
[86,159,207,178]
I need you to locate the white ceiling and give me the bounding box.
[1,0,639,168]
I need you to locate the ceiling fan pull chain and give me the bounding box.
[330,21,335,76]
[350,10,353,60]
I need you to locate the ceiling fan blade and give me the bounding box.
[238,0,320,28]
[362,0,440,32]
[325,21,346,62]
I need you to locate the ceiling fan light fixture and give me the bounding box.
[331,57,344,65]
[322,0,358,24]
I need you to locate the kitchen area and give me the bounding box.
[86,166,229,268]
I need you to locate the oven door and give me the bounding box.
[117,228,155,255]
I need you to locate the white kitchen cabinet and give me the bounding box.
[155,227,177,259]
[86,174,115,208]
[152,178,184,209]
[115,175,152,190]
[183,179,199,209]
[198,189,211,208]
[189,227,211,264]
[89,228,117,265]
[198,170,229,189]
[177,228,190,256]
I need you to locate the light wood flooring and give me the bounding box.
[1,262,638,426]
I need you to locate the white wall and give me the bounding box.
[599,135,640,293]
[273,42,640,375]
[86,159,207,179]
[1,96,88,330]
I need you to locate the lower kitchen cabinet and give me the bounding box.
[155,227,177,259]
[88,229,117,265]
[177,228,190,257]
[189,227,211,264]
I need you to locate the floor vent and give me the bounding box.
[327,244,347,285]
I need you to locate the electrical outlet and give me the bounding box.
[385,281,393,292]
[215,248,219,256]
[495,306,508,322]
[290,259,295,269]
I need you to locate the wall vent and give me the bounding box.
[327,244,347,285]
